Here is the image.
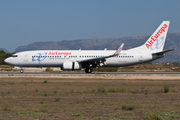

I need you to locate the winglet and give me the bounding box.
[114,43,124,55]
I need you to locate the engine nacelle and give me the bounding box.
[62,62,82,70]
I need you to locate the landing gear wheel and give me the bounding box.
[20,69,24,73]
[85,68,92,73]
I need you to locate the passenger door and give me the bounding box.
[138,53,143,61]
[23,53,28,61]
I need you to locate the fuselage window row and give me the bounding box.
[32,55,134,58]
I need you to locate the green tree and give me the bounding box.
[0,50,14,65]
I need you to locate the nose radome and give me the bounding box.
[4,58,10,64]
[4,58,8,63]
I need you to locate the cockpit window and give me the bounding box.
[12,55,18,57]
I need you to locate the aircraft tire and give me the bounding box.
[20,69,23,73]
[85,68,92,73]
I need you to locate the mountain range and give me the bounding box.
[6,33,180,62]
[0,48,9,53]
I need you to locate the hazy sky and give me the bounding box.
[0,0,180,52]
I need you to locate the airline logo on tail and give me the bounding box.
[150,37,164,50]
[145,24,168,49]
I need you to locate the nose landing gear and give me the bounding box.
[20,69,24,73]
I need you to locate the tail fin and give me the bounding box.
[144,21,170,53]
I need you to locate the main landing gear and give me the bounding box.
[20,69,24,73]
[85,68,92,73]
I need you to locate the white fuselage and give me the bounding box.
[5,49,159,68]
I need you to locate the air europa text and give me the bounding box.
[145,24,168,49]
[48,52,71,56]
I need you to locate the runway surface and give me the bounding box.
[0,72,180,76]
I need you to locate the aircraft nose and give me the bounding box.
[4,58,11,64]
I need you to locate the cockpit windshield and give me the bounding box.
[11,55,18,57]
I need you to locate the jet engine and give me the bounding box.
[62,62,82,70]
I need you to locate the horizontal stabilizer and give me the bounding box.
[152,49,174,55]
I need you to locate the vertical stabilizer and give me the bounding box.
[144,21,170,53]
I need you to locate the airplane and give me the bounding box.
[4,21,174,73]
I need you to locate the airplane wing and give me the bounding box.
[79,43,124,67]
